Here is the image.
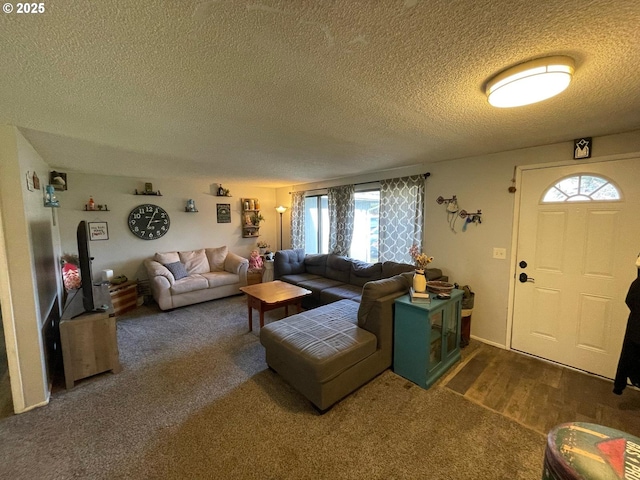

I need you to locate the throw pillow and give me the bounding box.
[164,261,188,280]
[205,246,228,272]
[179,249,209,275]
[155,251,179,265]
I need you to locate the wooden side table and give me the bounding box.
[247,270,263,285]
[109,280,138,316]
[60,311,121,389]
[60,285,121,389]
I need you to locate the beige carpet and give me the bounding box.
[0,295,545,479]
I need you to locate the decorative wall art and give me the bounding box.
[88,221,109,241]
[217,204,231,223]
[574,137,592,159]
[49,171,68,191]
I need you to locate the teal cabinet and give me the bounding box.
[393,289,463,389]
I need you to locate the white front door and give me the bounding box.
[511,158,640,379]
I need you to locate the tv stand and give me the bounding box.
[60,285,121,389]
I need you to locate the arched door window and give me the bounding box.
[542,174,621,203]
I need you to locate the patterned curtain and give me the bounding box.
[290,191,305,250]
[328,185,355,256]
[379,175,425,263]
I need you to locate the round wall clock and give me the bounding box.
[128,204,170,240]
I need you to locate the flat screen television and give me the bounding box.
[77,220,95,313]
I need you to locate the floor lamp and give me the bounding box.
[276,205,287,250]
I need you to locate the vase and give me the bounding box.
[413,269,427,293]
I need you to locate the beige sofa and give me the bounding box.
[144,247,248,310]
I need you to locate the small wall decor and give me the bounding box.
[134,183,162,196]
[185,199,198,212]
[436,195,459,232]
[216,184,231,197]
[574,137,592,159]
[88,222,109,241]
[437,195,483,233]
[32,171,40,190]
[217,204,231,223]
[26,171,34,191]
[459,209,482,232]
[43,185,60,207]
[49,171,67,191]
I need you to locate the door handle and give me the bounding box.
[519,273,535,283]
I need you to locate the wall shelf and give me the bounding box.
[134,189,162,196]
[241,197,262,238]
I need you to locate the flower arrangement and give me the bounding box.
[257,241,270,249]
[409,244,433,271]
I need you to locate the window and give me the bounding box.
[304,195,328,254]
[542,175,621,203]
[303,188,380,262]
[350,190,380,262]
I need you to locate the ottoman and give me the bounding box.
[260,300,378,411]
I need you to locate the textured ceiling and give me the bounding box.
[1,0,639,187]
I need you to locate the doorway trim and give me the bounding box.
[0,198,24,413]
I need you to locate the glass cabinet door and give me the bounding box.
[445,302,459,355]
[429,310,442,370]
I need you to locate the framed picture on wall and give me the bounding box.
[49,171,68,191]
[217,204,231,223]
[88,222,109,241]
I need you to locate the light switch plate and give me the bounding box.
[493,247,507,260]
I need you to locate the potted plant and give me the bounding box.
[251,213,265,226]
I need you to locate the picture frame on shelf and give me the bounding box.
[88,222,109,241]
[217,204,231,223]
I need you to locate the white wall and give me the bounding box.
[0,126,60,412]
[281,130,640,348]
[426,130,640,347]
[55,174,279,282]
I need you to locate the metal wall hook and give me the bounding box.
[459,209,482,220]
[436,195,457,205]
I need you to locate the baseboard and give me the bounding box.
[14,394,49,414]
[470,335,506,350]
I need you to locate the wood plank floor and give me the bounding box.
[443,341,640,437]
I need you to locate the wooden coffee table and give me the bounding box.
[239,280,311,331]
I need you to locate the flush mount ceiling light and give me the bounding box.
[486,56,575,108]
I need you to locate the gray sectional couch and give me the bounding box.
[273,249,447,309]
[261,249,448,411]
[261,274,411,411]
